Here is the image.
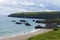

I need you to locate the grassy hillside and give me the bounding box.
[28,28,60,40]
[8,11,60,19]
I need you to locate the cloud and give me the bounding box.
[0,0,60,15]
[19,1,35,5]
[39,4,46,7]
[39,0,60,7]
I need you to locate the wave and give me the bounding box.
[0,29,41,39]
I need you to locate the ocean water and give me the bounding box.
[0,15,45,39]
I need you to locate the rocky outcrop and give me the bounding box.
[45,23,59,29]
[35,20,45,23]
[35,23,59,29]
[35,20,41,23]
[20,20,27,23]
[25,23,31,26]
[35,25,44,29]
[16,22,22,24]
[57,23,60,25]
[20,20,26,22]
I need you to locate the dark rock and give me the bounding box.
[35,23,59,29]
[35,25,43,29]
[25,23,31,26]
[45,23,59,29]
[20,20,26,22]
[12,20,16,22]
[16,22,22,24]
[57,23,60,25]
[35,20,45,23]
[35,20,41,23]
[54,28,58,31]
[33,20,35,22]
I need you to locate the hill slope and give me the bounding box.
[28,28,60,40]
[8,12,60,19]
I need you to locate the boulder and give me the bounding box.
[54,28,58,31]
[20,20,26,22]
[33,20,35,22]
[35,20,45,23]
[35,25,43,29]
[12,20,16,22]
[16,22,22,24]
[25,23,31,26]
[35,20,41,23]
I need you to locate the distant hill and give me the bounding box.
[8,12,60,19]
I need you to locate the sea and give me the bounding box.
[0,15,46,39]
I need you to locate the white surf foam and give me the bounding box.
[0,29,41,39]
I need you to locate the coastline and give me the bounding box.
[1,29,52,40]
[0,29,40,39]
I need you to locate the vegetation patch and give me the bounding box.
[8,12,60,19]
[28,28,60,40]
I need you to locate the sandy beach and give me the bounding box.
[1,29,52,40]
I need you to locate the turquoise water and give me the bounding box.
[0,15,45,38]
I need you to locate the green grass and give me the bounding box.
[28,28,60,40]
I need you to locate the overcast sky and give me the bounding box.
[0,0,60,15]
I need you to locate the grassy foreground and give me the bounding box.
[28,28,60,40]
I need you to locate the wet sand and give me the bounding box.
[1,29,52,40]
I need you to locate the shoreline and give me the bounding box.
[0,29,41,39]
[1,29,52,40]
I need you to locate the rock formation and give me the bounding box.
[45,23,59,29]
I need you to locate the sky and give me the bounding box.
[0,0,60,15]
